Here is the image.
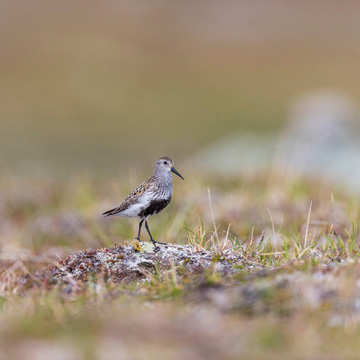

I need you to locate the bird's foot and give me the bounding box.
[150,239,167,247]
[135,237,142,242]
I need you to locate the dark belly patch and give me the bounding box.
[139,198,171,218]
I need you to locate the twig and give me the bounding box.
[304,200,312,247]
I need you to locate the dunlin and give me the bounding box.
[103,157,184,246]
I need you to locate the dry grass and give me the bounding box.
[0,172,360,358]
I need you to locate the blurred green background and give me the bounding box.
[1,0,360,176]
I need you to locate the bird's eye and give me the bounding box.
[164,161,168,165]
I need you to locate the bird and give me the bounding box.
[103,156,184,246]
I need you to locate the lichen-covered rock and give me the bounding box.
[52,241,255,284]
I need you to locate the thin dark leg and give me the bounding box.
[145,220,166,246]
[135,219,144,241]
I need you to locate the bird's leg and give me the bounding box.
[135,219,144,241]
[145,220,166,246]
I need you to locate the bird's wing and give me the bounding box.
[102,177,154,217]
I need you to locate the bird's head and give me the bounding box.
[155,157,184,180]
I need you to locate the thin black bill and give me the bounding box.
[171,167,184,180]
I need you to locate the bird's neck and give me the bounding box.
[153,171,173,197]
[154,171,172,184]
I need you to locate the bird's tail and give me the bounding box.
[102,207,120,217]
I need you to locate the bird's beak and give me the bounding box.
[171,166,184,180]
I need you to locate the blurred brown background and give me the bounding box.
[1,0,360,176]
